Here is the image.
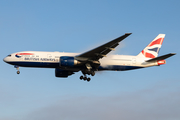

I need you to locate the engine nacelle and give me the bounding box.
[55,68,74,78]
[59,56,80,67]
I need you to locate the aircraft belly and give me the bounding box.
[98,65,143,71]
[99,58,143,71]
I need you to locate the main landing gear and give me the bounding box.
[80,75,91,82]
[80,71,95,82]
[80,63,97,82]
[14,65,20,74]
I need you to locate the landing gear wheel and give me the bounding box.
[17,71,20,74]
[83,77,87,81]
[80,76,83,80]
[87,77,91,82]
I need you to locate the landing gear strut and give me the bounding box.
[14,65,20,74]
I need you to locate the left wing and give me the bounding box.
[76,33,132,61]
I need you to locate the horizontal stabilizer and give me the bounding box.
[146,53,176,62]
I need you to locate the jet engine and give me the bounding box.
[59,56,81,67]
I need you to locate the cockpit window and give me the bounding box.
[7,55,11,57]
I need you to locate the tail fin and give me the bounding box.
[137,34,165,58]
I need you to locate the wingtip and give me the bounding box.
[125,33,132,35]
[171,53,176,55]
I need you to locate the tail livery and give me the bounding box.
[137,34,176,65]
[137,34,165,58]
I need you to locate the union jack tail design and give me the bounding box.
[137,34,165,59]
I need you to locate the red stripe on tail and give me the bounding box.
[148,38,164,47]
[142,50,155,58]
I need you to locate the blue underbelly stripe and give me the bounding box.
[7,62,59,68]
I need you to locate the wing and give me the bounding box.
[76,33,132,61]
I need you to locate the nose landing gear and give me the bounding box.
[14,65,20,74]
[17,71,20,74]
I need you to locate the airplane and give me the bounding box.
[3,33,176,82]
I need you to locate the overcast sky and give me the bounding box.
[0,0,179,120]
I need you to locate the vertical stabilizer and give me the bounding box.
[137,34,165,58]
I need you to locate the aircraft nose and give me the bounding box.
[3,57,8,63]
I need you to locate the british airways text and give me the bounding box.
[24,58,56,61]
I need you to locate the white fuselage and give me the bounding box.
[3,51,159,71]
[3,34,173,80]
